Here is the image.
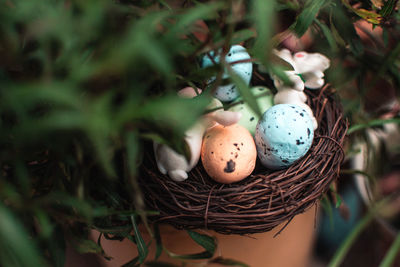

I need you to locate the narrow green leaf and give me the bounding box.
[348,118,400,135]
[168,2,224,38]
[379,233,400,267]
[165,230,216,260]
[314,19,338,52]
[341,0,382,24]
[167,250,214,260]
[121,256,140,267]
[154,224,163,260]
[251,0,275,65]
[187,230,216,254]
[335,193,342,209]
[227,67,261,118]
[292,0,325,37]
[320,195,334,230]
[328,199,389,267]
[47,226,66,267]
[231,29,256,45]
[383,28,389,47]
[269,53,295,71]
[0,203,46,267]
[208,257,250,267]
[331,3,364,56]
[144,261,180,267]
[74,239,103,254]
[380,0,397,18]
[130,215,149,264]
[34,209,54,239]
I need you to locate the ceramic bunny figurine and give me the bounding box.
[153,87,241,182]
[271,49,330,130]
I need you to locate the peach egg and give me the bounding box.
[201,124,257,184]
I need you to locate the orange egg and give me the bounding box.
[201,124,257,184]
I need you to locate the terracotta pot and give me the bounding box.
[93,207,317,267]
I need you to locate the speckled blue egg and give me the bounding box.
[202,45,252,102]
[255,104,314,170]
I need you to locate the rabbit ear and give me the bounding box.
[209,110,241,126]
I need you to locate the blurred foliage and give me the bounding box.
[0,0,399,266]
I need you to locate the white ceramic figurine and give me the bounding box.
[271,49,330,130]
[153,87,241,182]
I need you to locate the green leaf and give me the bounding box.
[348,118,400,135]
[231,29,256,45]
[187,230,216,254]
[320,195,334,230]
[166,230,216,260]
[208,257,250,267]
[328,199,389,267]
[269,53,295,71]
[0,203,46,267]
[227,66,261,118]
[251,0,275,65]
[330,3,364,56]
[130,215,149,264]
[341,0,382,24]
[74,239,103,254]
[380,0,397,18]
[121,256,140,267]
[314,19,338,52]
[144,261,180,267]
[335,193,342,209]
[154,224,163,260]
[47,226,66,267]
[379,233,400,267]
[292,0,325,37]
[167,2,224,38]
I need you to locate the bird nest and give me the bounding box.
[139,85,348,235]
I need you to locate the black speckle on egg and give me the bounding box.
[224,160,236,173]
[288,132,291,135]
[276,126,278,128]
[207,135,210,139]
[307,128,311,137]
[211,151,214,154]
[268,125,271,129]
[234,143,238,146]
[296,140,305,145]
[250,117,254,121]
[282,159,289,163]
[300,113,304,117]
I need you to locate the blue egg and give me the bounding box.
[201,45,252,102]
[255,104,314,170]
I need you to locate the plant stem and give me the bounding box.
[328,199,389,267]
[379,233,400,267]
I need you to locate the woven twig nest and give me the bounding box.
[139,85,347,235]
